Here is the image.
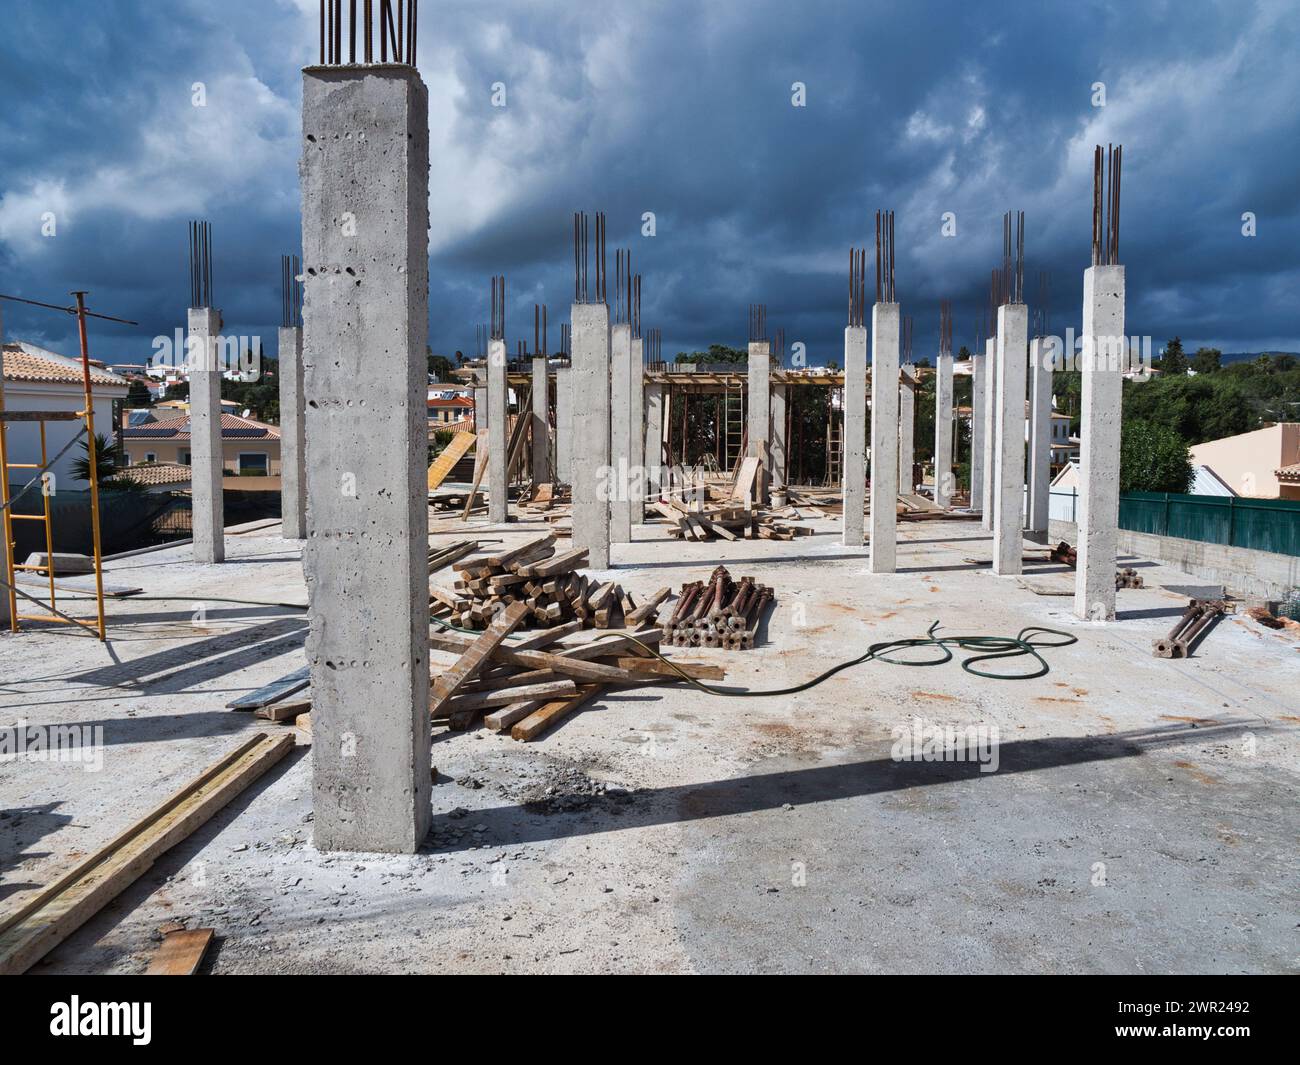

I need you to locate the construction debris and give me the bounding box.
[1153,598,1232,658]
[660,565,774,649]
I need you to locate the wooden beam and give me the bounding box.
[145,928,215,975]
[511,684,604,741]
[429,601,529,716]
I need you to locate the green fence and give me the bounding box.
[1119,492,1300,557]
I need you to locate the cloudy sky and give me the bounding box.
[0,0,1296,367]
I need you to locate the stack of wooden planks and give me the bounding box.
[434,533,672,632]
[649,498,811,542]
[659,565,774,649]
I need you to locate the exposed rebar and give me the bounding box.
[280,253,302,329]
[188,220,213,309]
[320,0,416,66]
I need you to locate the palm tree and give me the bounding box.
[71,433,121,484]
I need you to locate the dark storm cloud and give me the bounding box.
[1,0,1296,367]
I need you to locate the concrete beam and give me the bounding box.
[610,323,632,542]
[278,325,306,539]
[747,340,771,504]
[934,352,953,508]
[555,365,572,484]
[770,383,787,492]
[571,302,611,568]
[970,352,985,513]
[188,307,224,564]
[1074,264,1125,621]
[300,65,431,852]
[1026,336,1052,540]
[630,337,645,522]
[487,339,508,524]
[530,355,549,486]
[842,326,867,546]
[992,303,1028,575]
[898,365,915,492]
[980,336,998,530]
[869,303,900,573]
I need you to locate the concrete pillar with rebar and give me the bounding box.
[630,336,645,522]
[487,339,508,523]
[529,355,549,487]
[1026,336,1052,540]
[644,380,663,504]
[770,384,787,493]
[980,336,998,530]
[898,366,915,493]
[572,302,611,568]
[188,307,225,564]
[993,302,1028,574]
[970,352,985,513]
[610,323,632,542]
[300,62,431,853]
[555,365,572,484]
[843,326,867,546]
[747,340,771,504]
[279,325,306,539]
[869,304,900,572]
[935,353,953,508]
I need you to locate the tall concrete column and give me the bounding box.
[992,303,1028,575]
[530,355,549,486]
[487,339,508,524]
[970,353,985,513]
[279,325,306,539]
[555,365,572,484]
[301,64,431,852]
[572,302,611,568]
[934,353,953,508]
[1074,266,1125,621]
[188,307,224,564]
[980,336,998,529]
[747,340,771,503]
[644,381,663,504]
[630,337,645,522]
[898,366,915,492]
[770,383,787,492]
[473,378,487,433]
[1026,336,1052,540]
[842,326,867,546]
[869,304,900,573]
[610,323,632,542]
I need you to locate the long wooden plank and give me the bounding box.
[428,539,479,574]
[459,429,491,520]
[603,655,726,681]
[428,632,661,685]
[443,679,578,713]
[427,431,477,491]
[145,928,214,975]
[511,685,603,741]
[429,601,529,715]
[226,665,310,710]
[624,587,671,626]
[484,698,547,732]
[0,733,293,975]
[515,547,587,579]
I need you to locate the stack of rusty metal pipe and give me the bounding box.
[661,566,774,650]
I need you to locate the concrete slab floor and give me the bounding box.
[1,518,1297,974]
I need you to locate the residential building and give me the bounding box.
[121,412,282,482]
[1189,423,1300,499]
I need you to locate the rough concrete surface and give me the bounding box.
[1,519,1298,974]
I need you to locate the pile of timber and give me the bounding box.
[650,499,811,542]
[429,600,722,738]
[660,565,774,649]
[432,532,672,632]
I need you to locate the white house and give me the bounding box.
[1,342,129,491]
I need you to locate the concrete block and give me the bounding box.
[571,302,611,568]
[300,65,431,853]
[279,325,306,539]
[487,339,508,524]
[898,365,915,492]
[188,307,225,564]
[1026,336,1052,538]
[934,352,953,508]
[992,303,1028,575]
[610,324,632,542]
[842,325,867,546]
[869,304,900,573]
[1075,265,1125,621]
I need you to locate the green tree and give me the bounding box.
[71,433,120,483]
[1191,346,1222,374]
[1120,420,1193,493]
[427,348,454,381]
[1160,337,1186,375]
[126,379,153,407]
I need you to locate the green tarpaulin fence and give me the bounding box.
[1119,492,1300,557]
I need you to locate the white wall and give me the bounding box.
[2,381,125,491]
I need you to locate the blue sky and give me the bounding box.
[0,0,1297,366]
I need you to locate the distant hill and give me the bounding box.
[1219,351,1300,365]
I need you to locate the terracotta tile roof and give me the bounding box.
[122,413,281,441]
[1,343,129,388]
[119,462,194,487]
[428,395,474,408]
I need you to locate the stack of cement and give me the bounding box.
[434,533,671,632]
[660,565,774,649]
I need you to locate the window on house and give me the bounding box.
[180,450,191,465]
[238,452,269,475]
[144,452,157,463]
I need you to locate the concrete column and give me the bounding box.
[980,336,998,529]
[770,383,787,492]
[898,366,915,493]
[555,365,572,484]
[473,379,487,433]
[644,381,663,504]
[301,65,431,852]
[1074,265,1125,621]
[842,326,867,546]
[970,353,985,512]
[630,336,645,523]
[992,303,1029,575]
[278,325,306,539]
[487,339,508,524]
[934,352,953,508]
[869,304,900,573]
[610,323,632,543]
[1026,336,1052,540]
[188,307,224,564]
[572,302,611,568]
[530,355,549,486]
[746,340,771,503]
